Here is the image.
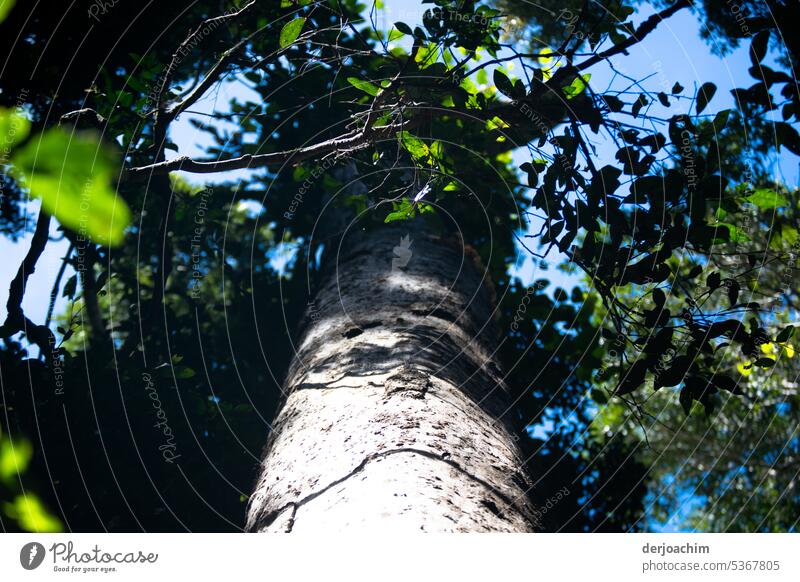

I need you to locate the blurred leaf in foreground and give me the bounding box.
[10,129,130,246]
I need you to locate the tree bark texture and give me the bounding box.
[246,223,540,532]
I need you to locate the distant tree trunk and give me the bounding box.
[246,222,540,532]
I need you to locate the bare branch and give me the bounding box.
[575,0,693,72]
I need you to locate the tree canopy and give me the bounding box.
[0,0,798,532]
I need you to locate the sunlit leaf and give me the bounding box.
[563,74,591,100]
[0,437,32,482]
[0,0,15,24]
[3,494,63,533]
[279,17,305,49]
[388,27,405,42]
[745,188,787,209]
[346,77,380,97]
[11,129,131,246]
[736,361,752,376]
[0,107,30,149]
[398,131,429,159]
[384,198,414,223]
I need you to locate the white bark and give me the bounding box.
[246,224,540,532]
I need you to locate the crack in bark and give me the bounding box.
[250,446,533,532]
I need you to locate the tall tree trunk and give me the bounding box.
[246,222,540,532]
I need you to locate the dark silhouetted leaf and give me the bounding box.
[696,82,717,115]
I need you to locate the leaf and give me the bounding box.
[652,288,666,308]
[706,271,721,290]
[775,122,800,155]
[679,385,693,415]
[616,359,647,395]
[279,17,305,49]
[346,77,380,97]
[727,280,740,307]
[493,69,515,98]
[563,74,591,100]
[754,357,775,368]
[175,366,196,379]
[398,131,429,159]
[0,436,32,482]
[0,0,14,25]
[388,27,405,42]
[696,82,717,115]
[655,355,691,388]
[394,21,413,35]
[745,188,787,209]
[0,107,30,149]
[62,274,78,299]
[602,95,624,112]
[11,129,131,246]
[384,199,414,223]
[711,374,743,395]
[776,325,795,343]
[5,493,63,533]
[632,94,648,118]
[749,30,769,66]
[687,265,703,279]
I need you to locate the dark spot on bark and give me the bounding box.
[384,365,431,399]
[343,321,381,339]
[481,499,504,518]
[411,307,458,323]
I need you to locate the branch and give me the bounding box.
[45,242,73,328]
[0,209,51,336]
[125,120,416,178]
[575,0,693,72]
[0,208,56,357]
[155,0,256,123]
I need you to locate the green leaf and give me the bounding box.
[384,198,414,223]
[388,27,405,42]
[4,494,63,533]
[346,77,380,97]
[0,0,14,25]
[563,74,591,100]
[0,436,32,482]
[11,129,131,246]
[0,107,30,149]
[696,82,717,115]
[279,17,305,49]
[398,131,429,159]
[175,366,196,379]
[715,222,751,243]
[745,188,787,209]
